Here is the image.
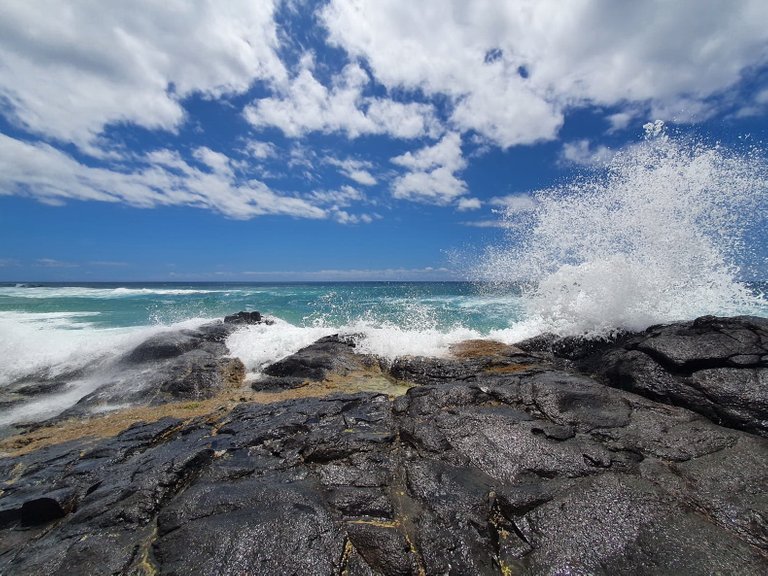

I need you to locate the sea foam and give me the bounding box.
[479,122,768,338]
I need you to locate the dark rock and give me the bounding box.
[223,310,268,325]
[255,334,379,389]
[389,352,542,386]
[123,330,211,363]
[2,317,768,575]
[346,521,421,576]
[155,476,343,575]
[20,488,78,526]
[517,331,627,363]
[596,316,768,436]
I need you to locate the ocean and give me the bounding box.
[1,278,766,387]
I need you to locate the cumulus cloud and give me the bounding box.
[244,57,439,139]
[322,0,768,146]
[244,140,277,160]
[332,210,375,225]
[0,133,326,220]
[309,185,365,207]
[391,133,467,204]
[732,87,768,118]
[606,111,636,133]
[0,0,286,150]
[1,0,766,224]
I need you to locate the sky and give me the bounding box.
[1,0,767,282]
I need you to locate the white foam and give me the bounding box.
[0,311,211,390]
[225,314,485,377]
[226,318,336,376]
[478,124,768,338]
[0,286,233,299]
[352,322,482,359]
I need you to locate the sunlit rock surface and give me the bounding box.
[1,315,767,575]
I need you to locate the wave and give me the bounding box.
[0,312,212,383]
[478,122,768,337]
[0,286,235,299]
[0,309,484,426]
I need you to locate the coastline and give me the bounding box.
[1,313,767,574]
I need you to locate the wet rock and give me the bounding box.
[2,317,768,575]
[389,352,541,386]
[596,316,768,436]
[254,334,379,390]
[55,323,247,417]
[224,310,271,325]
[155,476,343,575]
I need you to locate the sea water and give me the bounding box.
[0,281,525,382]
[1,125,767,423]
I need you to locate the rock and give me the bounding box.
[254,334,379,390]
[595,316,768,436]
[389,349,542,386]
[224,310,271,325]
[1,317,768,574]
[57,325,247,417]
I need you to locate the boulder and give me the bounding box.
[594,316,768,436]
[254,334,380,390]
[224,310,271,325]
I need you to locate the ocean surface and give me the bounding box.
[0,281,525,385]
[1,125,767,425]
[1,279,766,386]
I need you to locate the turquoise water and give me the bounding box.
[0,282,531,402]
[0,281,524,332]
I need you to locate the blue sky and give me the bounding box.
[1,0,767,281]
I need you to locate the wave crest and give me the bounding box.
[479,124,768,337]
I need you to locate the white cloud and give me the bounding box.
[244,140,277,160]
[461,220,511,229]
[391,133,467,204]
[332,210,375,225]
[322,0,768,146]
[561,140,615,167]
[733,87,768,118]
[36,258,79,268]
[0,0,286,150]
[606,111,635,133]
[309,185,365,207]
[193,147,234,176]
[244,57,438,139]
[456,197,482,211]
[0,133,326,220]
[326,158,377,186]
[489,194,537,213]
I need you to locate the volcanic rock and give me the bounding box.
[594,315,768,436]
[254,334,381,390]
[1,316,767,575]
[224,310,271,325]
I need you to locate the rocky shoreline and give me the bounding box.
[1,314,767,574]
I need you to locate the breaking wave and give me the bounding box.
[478,122,768,338]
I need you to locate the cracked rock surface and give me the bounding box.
[1,315,767,575]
